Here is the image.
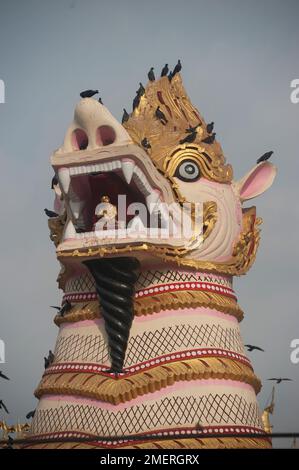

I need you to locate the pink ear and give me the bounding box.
[237,162,277,202]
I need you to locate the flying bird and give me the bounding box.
[202,133,216,144]
[122,108,130,124]
[141,137,151,149]
[161,63,169,77]
[268,378,292,384]
[80,89,99,98]
[26,410,35,419]
[172,59,182,76]
[0,400,9,414]
[257,151,274,164]
[245,344,265,352]
[206,122,214,134]
[148,67,155,82]
[155,106,168,125]
[180,131,197,145]
[44,208,58,218]
[0,371,9,381]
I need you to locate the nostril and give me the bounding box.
[72,128,89,150]
[96,125,116,146]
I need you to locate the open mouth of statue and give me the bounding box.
[57,159,188,245]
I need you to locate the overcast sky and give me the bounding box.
[0,0,298,448]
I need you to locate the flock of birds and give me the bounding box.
[44,61,275,219]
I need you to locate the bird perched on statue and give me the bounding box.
[155,106,168,125]
[132,93,141,111]
[26,410,35,419]
[0,400,9,414]
[148,67,155,82]
[0,371,9,380]
[137,83,145,96]
[44,350,54,369]
[180,131,197,145]
[122,108,130,124]
[168,71,173,82]
[245,344,265,352]
[257,151,274,164]
[185,122,201,133]
[50,300,72,317]
[141,137,151,150]
[268,378,292,384]
[161,63,169,77]
[206,122,214,134]
[80,89,99,98]
[44,208,58,218]
[172,59,182,76]
[98,97,103,104]
[202,133,216,144]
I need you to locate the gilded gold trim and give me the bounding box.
[54,290,243,326]
[35,357,260,404]
[56,207,261,278]
[23,437,271,449]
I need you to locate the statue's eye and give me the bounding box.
[174,160,201,182]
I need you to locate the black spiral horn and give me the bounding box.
[84,257,140,373]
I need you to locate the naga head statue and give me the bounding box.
[49,73,276,283]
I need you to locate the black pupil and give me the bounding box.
[185,164,195,174]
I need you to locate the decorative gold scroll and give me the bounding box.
[35,357,261,404]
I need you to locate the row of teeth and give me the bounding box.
[57,159,165,240]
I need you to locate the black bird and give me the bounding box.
[122,108,130,124]
[206,122,214,134]
[132,93,141,111]
[137,82,145,96]
[202,133,216,144]
[80,89,99,98]
[161,63,169,77]
[51,175,58,189]
[44,350,54,370]
[172,59,182,76]
[168,71,173,82]
[0,371,9,380]
[180,131,197,145]
[141,137,151,149]
[268,378,292,384]
[0,400,9,413]
[60,300,72,316]
[44,208,58,218]
[148,67,155,82]
[257,151,274,164]
[245,344,265,352]
[155,106,168,125]
[185,122,201,133]
[98,97,103,104]
[7,435,14,449]
[26,410,35,419]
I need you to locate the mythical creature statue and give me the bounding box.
[27,71,276,448]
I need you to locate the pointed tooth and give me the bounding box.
[64,219,76,239]
[58,168,71,194]
[121,160,135,184]
[70,200,84,219]
[146,191,160,214]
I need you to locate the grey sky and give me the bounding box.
[0,0,298,448]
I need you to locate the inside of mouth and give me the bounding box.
[70,171,150,233]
